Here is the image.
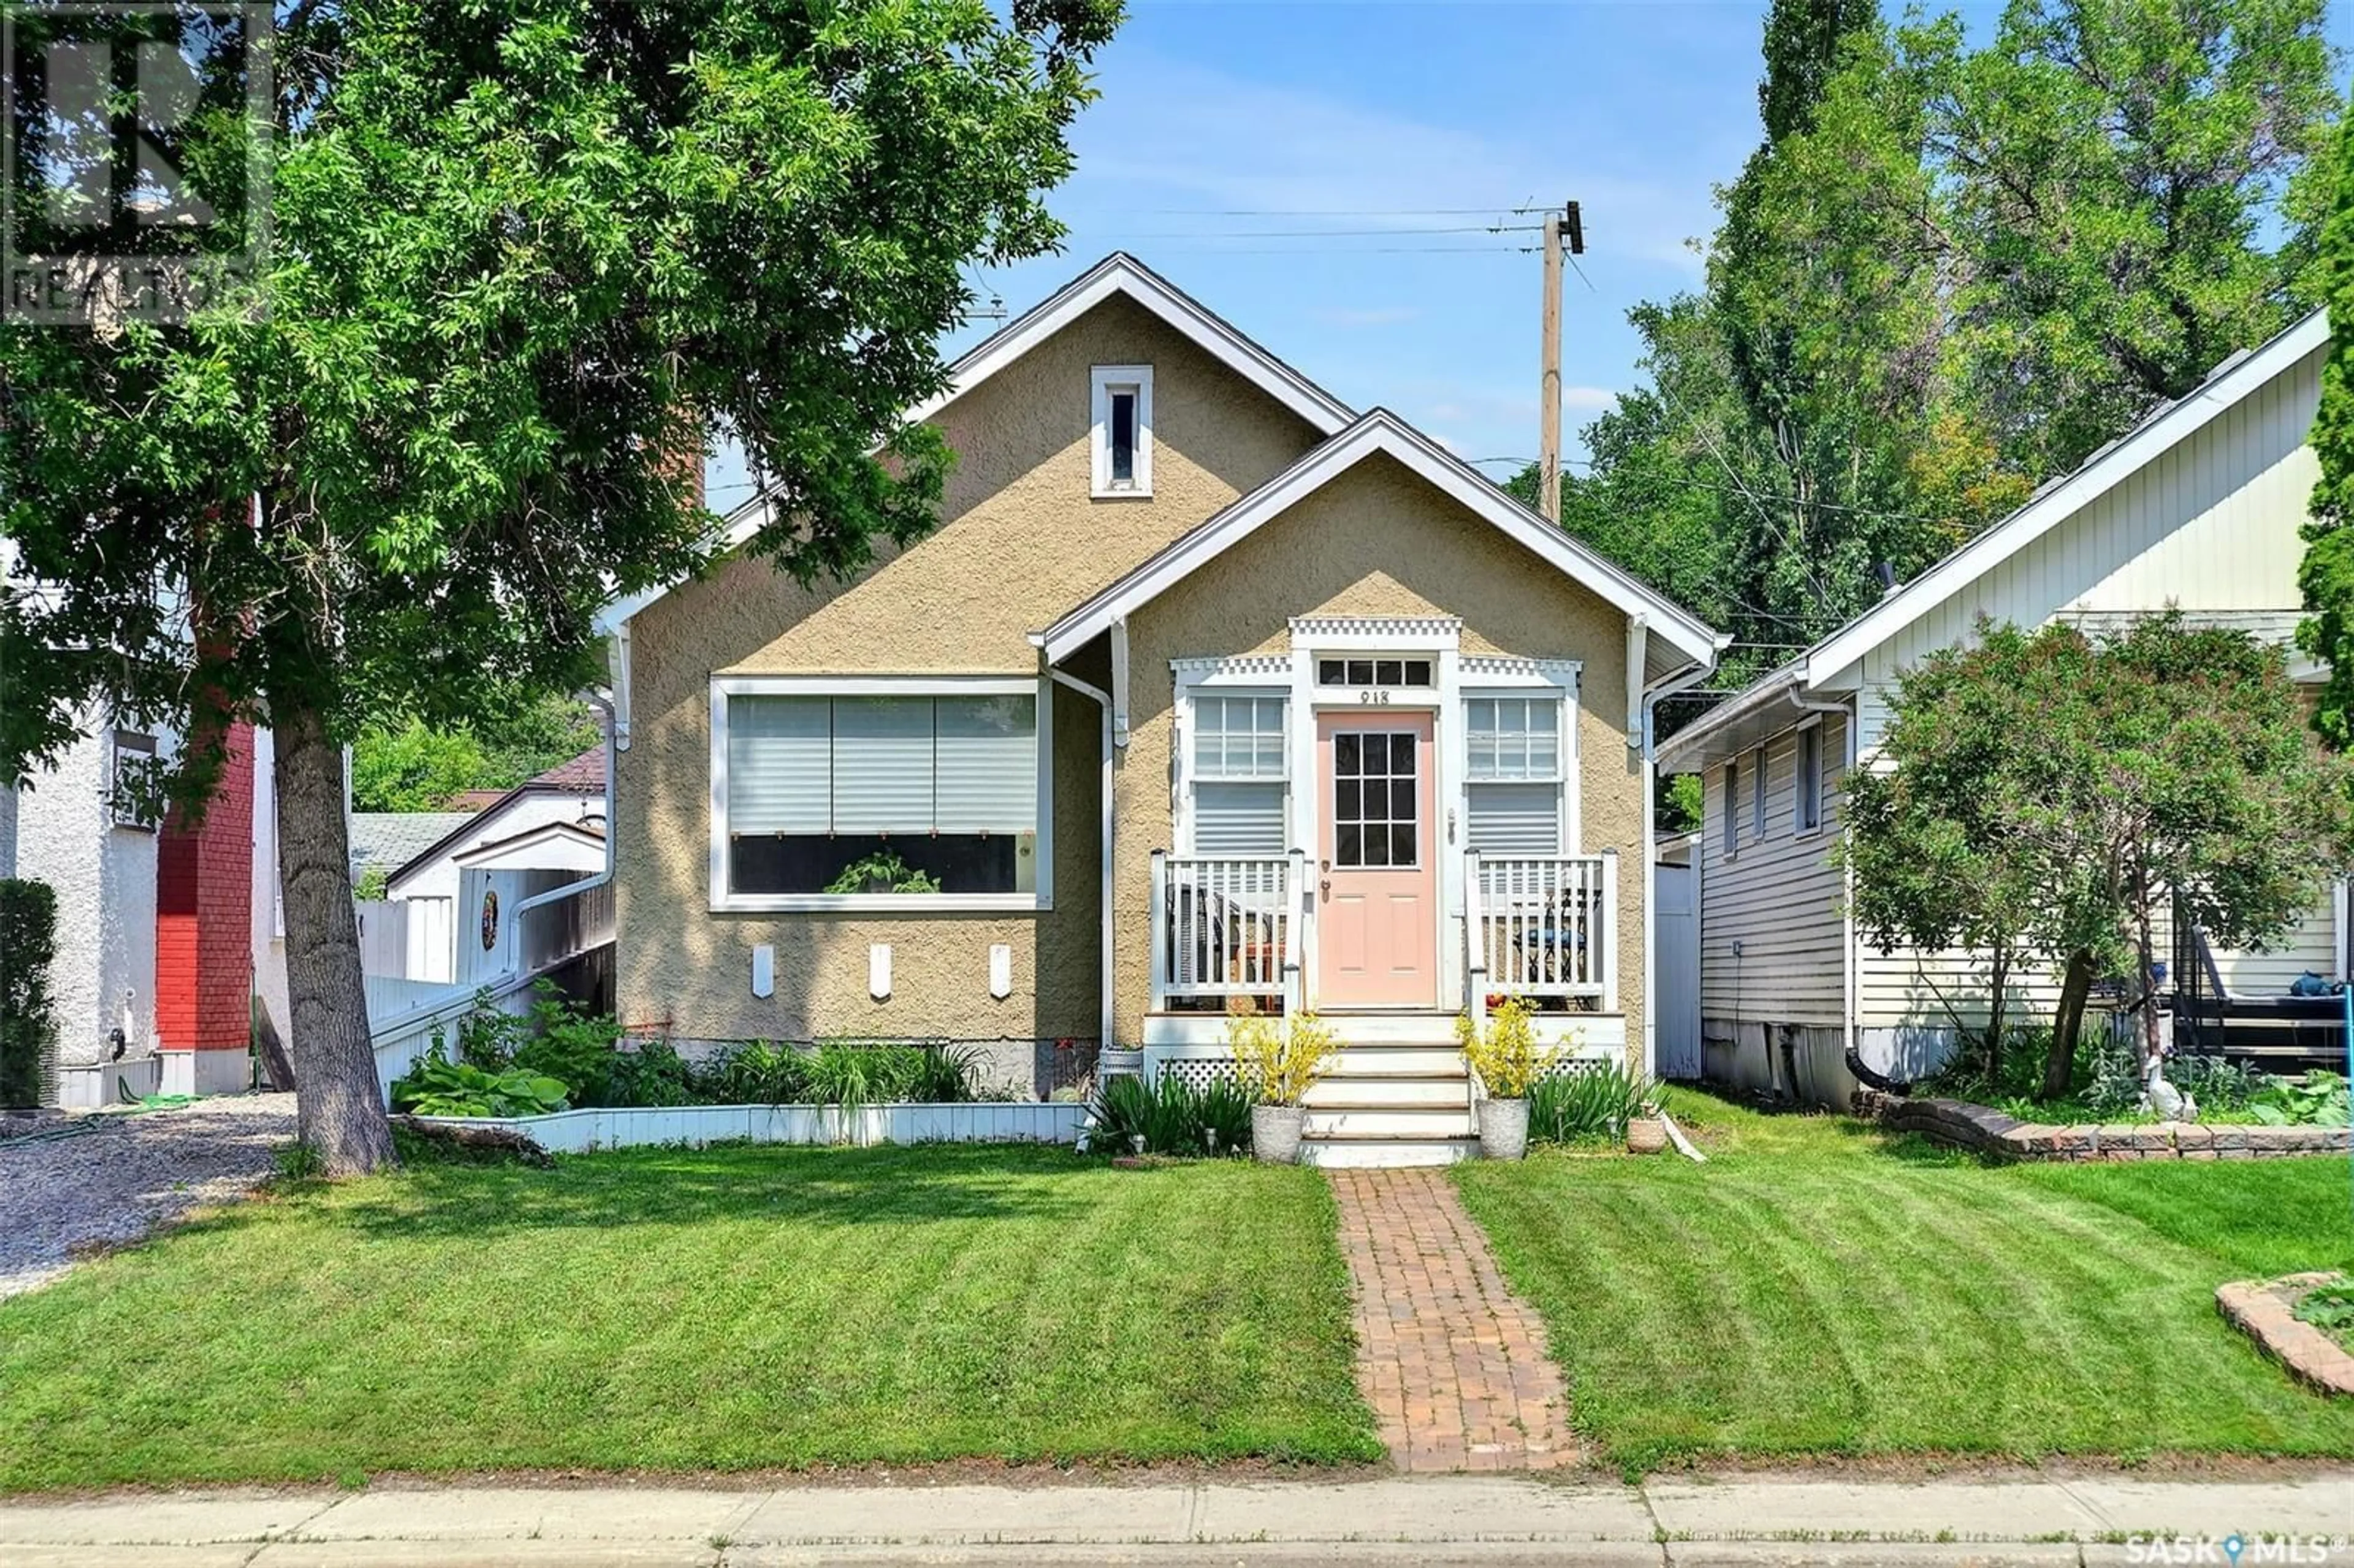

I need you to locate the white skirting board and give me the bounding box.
[410,1100,1089,1154]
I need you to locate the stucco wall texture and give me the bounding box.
[617,296,1321,1045]
[1116,452,1648,1062]
[14,724,161,1069]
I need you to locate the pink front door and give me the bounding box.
[1316,712,1438,1008]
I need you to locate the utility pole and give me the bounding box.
[1538,200,1583,524]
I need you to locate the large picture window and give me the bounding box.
[716,686,1039,904]
[1189,693,1287,855]
[1465,695,1563,855]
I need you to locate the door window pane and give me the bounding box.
[1331,728,1421,869]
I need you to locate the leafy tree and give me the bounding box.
[1,0,1119,1171]
[352,694,601,812]
[2299,105,2354,749]
[1846,617,2350,1103]
[1921,0,2339,479]
[1537,0,2335,702]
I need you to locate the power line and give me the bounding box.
[1088,224,1545,240]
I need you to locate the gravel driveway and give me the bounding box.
[0,1093,297,1300]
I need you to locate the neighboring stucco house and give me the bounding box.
[1657,310,2339,1106]
[595,254,1724,1163]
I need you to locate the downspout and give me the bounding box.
[1639,648,1720,1080]
[1050,668,1118,1049]
[1787,692,1899,1094]
[505,690,618,976]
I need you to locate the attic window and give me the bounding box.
[1091,365,1152,497]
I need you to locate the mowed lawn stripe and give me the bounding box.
[1454,1093,2354,1472]
[0,1144,1381,1491]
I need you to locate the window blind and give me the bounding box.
[936,696,1036,833]
[726,696,831,834]
[1194,782,1286,854]
[1467,782,1560,856]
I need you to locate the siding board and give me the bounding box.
[1698,715,1847,1027]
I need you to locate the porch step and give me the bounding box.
[1313,1011,1468,1045]
[1320,1045,1464,1076]
[1303,1105,1476,1139]
[1299,1135,1480,1168]
[1303,1073,1469,1109]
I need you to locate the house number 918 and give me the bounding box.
[1358,690,1392,705]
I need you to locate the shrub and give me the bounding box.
[1456,999,1556,1098]
[1527,1063,1655,1145]
[0,878,58,1109]
[703,1040,808,1104]
[1087,1072,1250,1157]
[509,983,624,1098]
[800,1040,983,1113]
[1227,1006,1336,1106]
[390,1046,569,1117]
[2250,1070,2350,1127]
[605,1039,701,1108]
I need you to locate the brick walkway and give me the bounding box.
[1327,1168,1578,1472]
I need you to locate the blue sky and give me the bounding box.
[714,0,2351,510]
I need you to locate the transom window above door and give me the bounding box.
[1331,731,1419,868]
[1316,657,1433,689]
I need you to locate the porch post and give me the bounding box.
[1285,846,1307,1016]
[1600,846,1620,1014]
[1148,848,1168,1013]
[1465,850,1487,1032]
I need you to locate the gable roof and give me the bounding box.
[1657,308,2329,772]
[450,816,607,871]
[387,747,608,889]
[1034,408,1725,676]
[594,253,1357,636]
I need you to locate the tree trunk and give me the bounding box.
[1984,943,2009,1084]
[273,699,397,1174]
[2044,947,2097,1102]
[2131,869,2165,1094]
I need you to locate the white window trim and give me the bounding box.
[1749,743,1767,843]
[707,674,1053,913]
[1172,672,1292,856]
[1462,688,1574,856]
[1091,364,1153,498]
[1792,715,1826,840]
[1721,758,1740,863]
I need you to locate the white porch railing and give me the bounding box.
[1149,850,1304,1011]
[1463,850,1618,1021]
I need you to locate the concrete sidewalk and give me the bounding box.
[1,1472,2348,1566]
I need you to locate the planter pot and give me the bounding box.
[1252,1104,1305,1164]
[1476,1097,1530,1160]
[1626,1117,1667,1155]
[1098,1047,1145,1081]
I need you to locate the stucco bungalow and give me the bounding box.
[595,254,1725,1164]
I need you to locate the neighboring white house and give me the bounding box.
[1656,310,2341,1105]
[354,748,607,993]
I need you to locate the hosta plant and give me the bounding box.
[390,1049,569,1119]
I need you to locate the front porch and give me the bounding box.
[1140,848,1626,1166]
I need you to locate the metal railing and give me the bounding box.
[1463,850,1618,1020]
[1149,850,1304,1010]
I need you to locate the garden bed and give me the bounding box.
[2217,1274,2354,1396]
[1854,1090,2352,1162]
[411,1100,1087,1153]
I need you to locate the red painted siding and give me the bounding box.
[156,723,255,1054]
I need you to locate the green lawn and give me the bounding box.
[1454,1088,2354,1475]
[0,1143,1380,1491]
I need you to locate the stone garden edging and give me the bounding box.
[2216,1273,2354,1397]
[1853,1090,2353,1162]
